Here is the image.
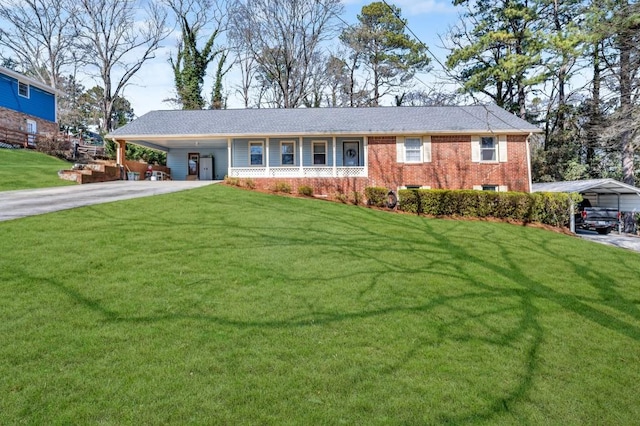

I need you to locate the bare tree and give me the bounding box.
[0,0,77,88]
[229,0,343,108]
[74,0,169,131]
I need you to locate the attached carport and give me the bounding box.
[532,178,640,233]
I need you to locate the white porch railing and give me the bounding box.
[229,166,367,178]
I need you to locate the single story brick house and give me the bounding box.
[106,104,541,194]
[0,66,60,147]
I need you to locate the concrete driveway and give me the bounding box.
[576,229,640,253]
[0,180,218,222]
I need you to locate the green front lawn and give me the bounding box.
[1,185,639,424]
[0,149,74,191]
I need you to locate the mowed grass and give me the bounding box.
[1,184,639,424]
[0,149,75,190]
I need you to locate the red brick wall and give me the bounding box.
[0,106,58,135]
[367,134,531,193]
[240,177,368,200]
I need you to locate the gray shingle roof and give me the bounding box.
[108,104,541,138]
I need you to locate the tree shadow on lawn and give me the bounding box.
[22,197,640,422]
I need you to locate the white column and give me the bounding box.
[299,137,303,176]
[332,137,337,177]
[227,138,232,177]
[265,138,270,177]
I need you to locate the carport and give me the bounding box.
[532,178,640,232]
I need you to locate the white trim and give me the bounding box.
[423,136,432,163]
[473,185,483,190]
[498,185,508,192]
[227,138,232,170]
[498,135,508,162]
[332,137,337,175]
[396,136,404,163]
[404,136,422,163]
[249,140,265,166]
[107,129,540,141]
[298,137,303,175]
[280,139,296,166]
[312,140,328,165]
[471,136,481,162]
[526,133,533,193]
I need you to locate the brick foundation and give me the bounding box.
[0,106,58,135]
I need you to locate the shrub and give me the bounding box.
[244,179,255,189]
[334,192,348,203]
[224,176,241,186]
[273,182,292,193]
[352,191,362,205]
[298,185,313,197]
[398,189,574,228]
[365,187,388,207]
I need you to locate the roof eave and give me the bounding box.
[107,128,540,140]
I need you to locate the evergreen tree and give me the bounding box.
[340,1,430,106]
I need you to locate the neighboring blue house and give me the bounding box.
[0,66,60,147]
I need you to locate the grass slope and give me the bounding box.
[1,185,639,424]
[0,149,74,191]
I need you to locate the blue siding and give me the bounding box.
[269,138,299,166]
[302,137,332,166]
[0,72,56,122]
[168,147,228,180]
[233,138,265,167]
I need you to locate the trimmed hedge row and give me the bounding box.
[398,189,578,227]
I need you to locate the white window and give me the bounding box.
[312,141,327,165]
[481,137,497,161]
[249,141,264,166]
[473,185,508,192]
[18,81,29,98]
[404,137,422,162]
[281,141,295,165]
[397,136,431,163]
[472,135,507,163]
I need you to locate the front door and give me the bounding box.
[343,141,359,166]
[188,153,199,177]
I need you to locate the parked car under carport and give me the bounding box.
[532,178,640,234]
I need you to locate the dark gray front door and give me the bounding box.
[343,141,359,166]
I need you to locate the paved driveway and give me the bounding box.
[576,229,640,253]
[0,180,218,222]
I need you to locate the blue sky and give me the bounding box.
[123,0,460,116]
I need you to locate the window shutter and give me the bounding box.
[472,185,483,191]
[423,136,432,162]
[471,136,481,162]
[396,137,405,163]
[498,135,508,162]
[499,185,508,192]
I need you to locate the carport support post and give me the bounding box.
[570,198,575,233]
[115,139,126,180]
